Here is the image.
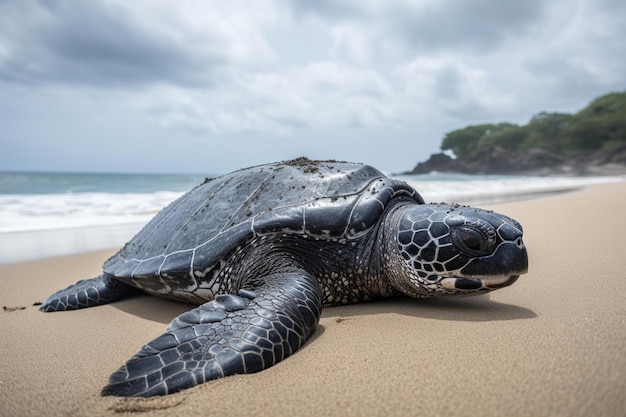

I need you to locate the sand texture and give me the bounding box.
[1,183,625,417]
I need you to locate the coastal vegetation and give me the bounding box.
[440,91,626,157]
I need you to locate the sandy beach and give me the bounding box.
[1,182,625,417]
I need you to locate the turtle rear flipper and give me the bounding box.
[101,271,323,397]
[40,274,135,312]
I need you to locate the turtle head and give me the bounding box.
[386,203,528,297]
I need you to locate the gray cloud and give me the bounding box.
[0,1,273,87]
[0,0,624,174]
[289,0,547,55]
[389,0,547,53]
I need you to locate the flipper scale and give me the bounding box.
[40,274,133,312]
[102,271,322,397]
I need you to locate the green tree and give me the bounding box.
[519,112,573,152]
[441,124,503,157]
[562,92,626,151]
[477,123,524,151]
[438,91,626,156]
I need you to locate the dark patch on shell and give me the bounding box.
[283,156,347,174]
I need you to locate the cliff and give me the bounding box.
[403,145,626,176]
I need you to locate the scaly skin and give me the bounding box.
[101,271,322,397]
[40,274,133,311]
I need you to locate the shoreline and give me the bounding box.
[0,223,144,264]
[418,184,581,205]
[2,182,626,417]
[3,174,623,264]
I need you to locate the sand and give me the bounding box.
[1,182,625,417]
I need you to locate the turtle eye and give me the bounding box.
[451,226,493,256]
[458,229,481,251]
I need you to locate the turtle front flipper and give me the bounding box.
[101,271,323,397]
[40,274,135,312]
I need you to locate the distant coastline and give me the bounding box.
[401,145,626,176]
[402,91,626,177]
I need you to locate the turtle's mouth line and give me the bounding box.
[440,274,520,290]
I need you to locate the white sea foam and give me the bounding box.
[0,191,182,263]
[0,191,182,233]
[399,174,625,205]
[1,176,624,233]
[0,174,623,263]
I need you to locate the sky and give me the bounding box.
[1,0,625,175]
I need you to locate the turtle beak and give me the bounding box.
[441,238,528,293]
[482,274,521,289]
[441,274,521,291]
[460,239,528,279]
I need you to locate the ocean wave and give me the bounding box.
[0,175,623,234]
[0,174,623,264]
[0,191,183,232]
[399,174,625,205]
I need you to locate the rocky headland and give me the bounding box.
[403,145,626,176]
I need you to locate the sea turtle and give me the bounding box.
[41,158,528,397]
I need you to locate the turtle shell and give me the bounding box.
[104,158,422,283]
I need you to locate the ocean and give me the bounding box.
[0,172,210,232]
[0,170,622,263]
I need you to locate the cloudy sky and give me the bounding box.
[1,0,624,174]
